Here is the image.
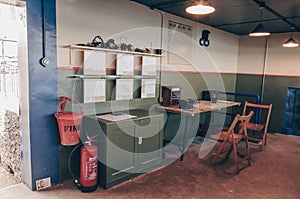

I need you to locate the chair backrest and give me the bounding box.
[210,111,254,167]
[242,101,272,132]
[225,111,254,141]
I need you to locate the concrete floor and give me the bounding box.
[0,133,299,199]
[0,166,18,189]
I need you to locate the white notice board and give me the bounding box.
[167,20,193,65]
[83,51,106,75]
[83,79,106,103]
[116,54,134,75]
[141,79,156,98]
[115,79,134,100]
[142,56,157,76]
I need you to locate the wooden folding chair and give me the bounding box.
[241,102,272,150]
[210,111,254,173]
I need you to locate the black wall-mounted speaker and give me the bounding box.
[199,30,210,47]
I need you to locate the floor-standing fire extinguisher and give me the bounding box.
[68,135,98,192]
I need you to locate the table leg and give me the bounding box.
[180,115,189,161]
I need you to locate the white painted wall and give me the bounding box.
[160,13,239,73]
[56,0,240,74]
[56,0,161,66]
[237,36,267,74]
[237,33,300,76]
[267,33,300,76]
[57,0,300,76]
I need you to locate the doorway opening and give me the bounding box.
[0,0,26,189]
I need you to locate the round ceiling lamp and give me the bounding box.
[186,1,215,15]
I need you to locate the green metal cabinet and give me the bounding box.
[81,109,164,189]
[136,115,163,172]
[105,120,138,185]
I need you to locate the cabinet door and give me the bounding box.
[137,115,163,172]
[106,121,137,182]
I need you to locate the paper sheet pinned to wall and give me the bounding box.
[167,20,193,66]
[83,51,106,75]
[141,79,156,98]
[83,79,106,103]
[116,54,134,75]
[115,79,134,100]
[142,56,157,76]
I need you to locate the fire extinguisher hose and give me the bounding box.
[68,143,83,190]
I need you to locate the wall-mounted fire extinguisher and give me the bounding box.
[68,135,98,192]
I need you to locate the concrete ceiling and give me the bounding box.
[131,0,300,35]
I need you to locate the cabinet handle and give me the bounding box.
[138,137,143,145]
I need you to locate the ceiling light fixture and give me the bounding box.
[249,23,270,36]
[249,7,270,37]
[282,37,299,48]
[282,27,299,48]
[186,0,215,15]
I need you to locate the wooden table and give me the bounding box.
[157,100,241,160]
[157,100,241,116]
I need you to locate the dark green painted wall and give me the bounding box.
[58,70,238,111]
[236,74,300,133]
[162,71,300,134]
[161,71,237,100]
[160,71,238,138]
[235,74,263,100]
[59,69,299,134]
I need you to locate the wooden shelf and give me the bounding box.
[64,45,162,57]
[67,75,157,80]
[63,44,161,102]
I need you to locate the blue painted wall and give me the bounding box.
[24,0,59,190]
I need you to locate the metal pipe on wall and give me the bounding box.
[152,8,164,103]
[260,36,269,104]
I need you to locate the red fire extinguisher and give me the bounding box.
[68,135,98,192]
